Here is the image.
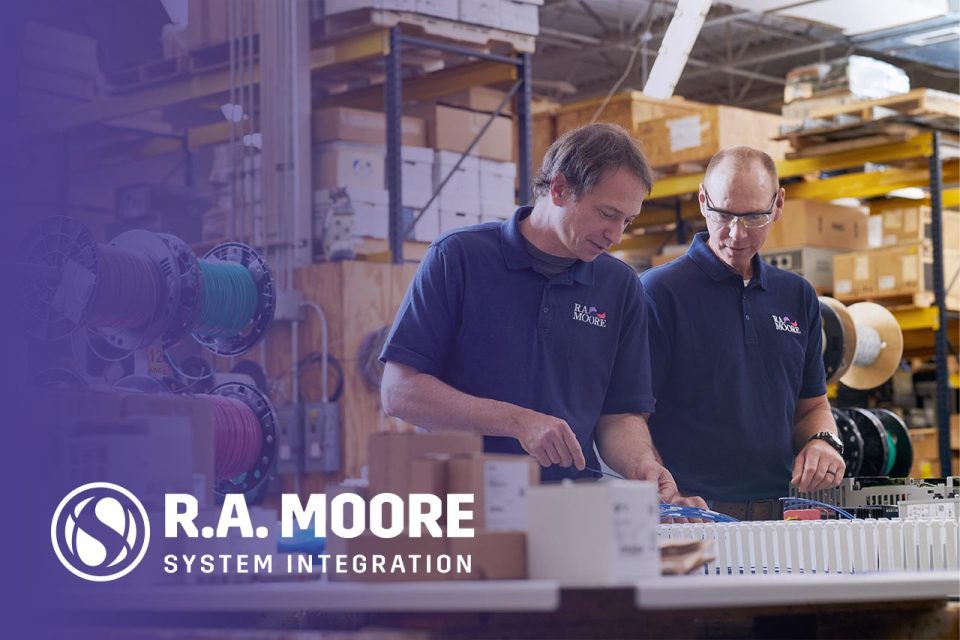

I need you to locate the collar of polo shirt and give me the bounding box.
[501,206,596,286]
[687,232,769,290]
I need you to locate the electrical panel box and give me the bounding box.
[303,401,341,474]
[275,403,304,475]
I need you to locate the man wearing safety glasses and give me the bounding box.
[639,146,844,521]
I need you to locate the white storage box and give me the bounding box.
[434,150,481,215]
[324,0,416,15]
[459,0,499,27]
[313,141,385,191]
[499,0,539,35]
[416,0,458,20]
[479,159,517,216]
[439,209,481,234]
[528,480,659,585]
[401,145,435,208]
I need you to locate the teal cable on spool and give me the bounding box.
[196,260,259,338]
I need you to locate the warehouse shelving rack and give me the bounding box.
[628,131,959,475]
[3,13,536,268]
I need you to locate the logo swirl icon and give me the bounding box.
[51,482,150,582]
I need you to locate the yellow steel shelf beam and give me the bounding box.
[320,60,516,110]
[868,187,960,212]
[785,162,960,201]
[649,133,940,200]
[894,307,941,331]
[1,30,391,140]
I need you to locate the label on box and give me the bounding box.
[903,501,956,519]
[854,255,870,281]
[667,115,701,152]
[867,216,883,248]
[484,459,531,531]
[878,275,895,291]
[835,279,852,294]
[612,498,654,558]
[901,256,918,283]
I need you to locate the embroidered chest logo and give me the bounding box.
[772,315,801,334]
[573,303,607,328]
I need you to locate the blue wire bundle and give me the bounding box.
[779,497,857,520]
[196,260,258,338]
[659,504,740,523]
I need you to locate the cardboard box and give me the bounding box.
[908,428,939,478]
[833,251,876,299]
[650,244,688,267]
[313,141,386,191]
[326,533,449,582]
[416,0,459,20]
[434,150,481,214]
[441,86,512,115]
[634,105,790,168]
[447,453,539,531]
[533,111,557,171]
[414,104,514,162]
[952,413,959,451]
[459,0,500,28]
[867,206,960,249]
[367,431,482,496]
[449,531,527,579]
[479,159,517,216]
[499,0,540,35]
[313,107,427,147]
[764,200,869,251]
[185,0,259,50]
[555,91,702,139]
[764,247,841,293]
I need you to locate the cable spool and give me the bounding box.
[844,408,890,476]
[831,407,864,477]
[192,243,275,357]
[868,408,913,478]
[207,382,278,495]
[20,217,273,358]
[818,297,903,389]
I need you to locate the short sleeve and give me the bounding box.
[379,244,462,377]
[799,284,827,398]
[602,276,656,414]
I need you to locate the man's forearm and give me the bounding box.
[381,363,527,438]
[793,395,837,453]
[595,413,662,476]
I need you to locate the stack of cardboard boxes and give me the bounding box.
[762,200,870,293]
[326,431,537,581]
[833,206,960,308]
[18,22,100,118]
[312,87,518,247]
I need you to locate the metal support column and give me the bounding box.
[385,26,404,264]
[517,52,533,205]
[928,131,952,475]
[674,199,686,244]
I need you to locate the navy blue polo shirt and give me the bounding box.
[640,232,826,501]
[381,206,655,481]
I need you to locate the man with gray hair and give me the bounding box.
[640,146,844,519]
[380,123,694,500]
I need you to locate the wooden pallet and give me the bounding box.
[778,89,960,151]
[319,8,535,54]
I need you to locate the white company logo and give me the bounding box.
[573,303,607,328]
[772,315,802,334]
[51,482,151,582]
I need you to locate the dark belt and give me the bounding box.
[710,499,783,521]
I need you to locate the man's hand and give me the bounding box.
[625,455,691,504]
[515,410,586,470]
[791,439,845,492]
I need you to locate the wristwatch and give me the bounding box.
[808,431,844,456]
